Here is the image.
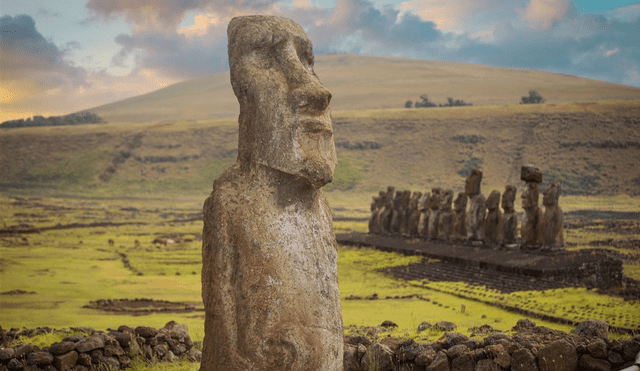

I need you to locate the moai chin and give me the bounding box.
[465,169,486,241]
[427,188,442,239]
[438,189,455,239]
[483,190,502,244]
[453,192,468,239]
[520,165,543,247]
[500,185,518,245]
[541,182,564,248]
[201,16,342,371]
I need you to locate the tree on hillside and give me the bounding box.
[415,94,437,108]
[521,90,545,104]
[440,97,472,107]
[405,100,413,108]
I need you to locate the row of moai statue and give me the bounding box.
[368,165,564,249]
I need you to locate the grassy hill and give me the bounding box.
[88,54,640,124]
[2,100,640,199]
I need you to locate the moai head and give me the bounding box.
[402,190,412,207]
[521,182,540,209]
[502,185,517,212]
[485,190,501,210]
[465,169,483,196]
[543,182,562,206]
[411,192,422,208]
[453,192,468,212]
[228,15,336,188]
[429,188,441,210]
[440,190,454,210]
[393,191,403,207]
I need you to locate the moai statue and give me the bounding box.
[378,186,395,234]
[408,191,423,237]
[201,16,342,371]
[465,169,486,241]
[500,185,518,245]
[541,182,564,248]
[438,189,455,239]
[520,165,543,247]
[453,192,468,239]
[399,190,412,236]
[417,192,430,238]
[369,191,385,234]
[427,188,442,239]
[483,190,502,245]
[389,191,404,234]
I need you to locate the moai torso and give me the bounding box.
[500,185,518,245]
[465,169,486,241]
[378,187,395,234]
[483,190,502,244]
[427,188,442,239]
[399,190,412,236]
[389,191,403,234]
[369,191,384,234]
[408,191,422,237]
[520,165,543,247]
[453,192,468,239]
[417,192,430,238]
[201,16,342,371]
[438,190,454,239]
[541,182,564,248]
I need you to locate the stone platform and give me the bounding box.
[336,232,624,289]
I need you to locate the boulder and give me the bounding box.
[451,353,475,371]
[537,339,578,371]
[49,342,75,356]
[53,351,78,371]
[587,338,608,359]
[521,165,543,183]
[426,351,450,371]
[578,354,611,371]
[571,320,609,341]
[361,343,396,371]
[26,351,53,366]
[75,336,104,353]
[436,322,457,332]
[511,348,539,371]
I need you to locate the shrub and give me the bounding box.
[521,90,545,104]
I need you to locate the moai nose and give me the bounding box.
[289,79,332,113]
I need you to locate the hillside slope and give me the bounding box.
[1,101,639,197]
[88,54,640,124]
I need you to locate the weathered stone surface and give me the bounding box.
[447,345,470,359]
[14,344,35,358]
[438,190,454,239]
[107,331,132,348]
[398,340,425,362]
[26,351,53,366]
[578,354,611,371]
[436,322,458,332]
[537,339,578,371]
[7,358,24,371]
[475,358,498,371]
[200,15,342,371]
[427,351,450,371]
[440,332,469,347]
[452,353,475,371]
[484,190,501,244]
[102,356,119,370]
[511,348,538,371]
[73,365,87,371]
[416,347,437,367]
[135,326,157,338]
[77,353,91,366]
[185,349,202,363]
[621,337,640,361]
[418,192,431,238]
[75,336,104,353]
[361,343,396,371]
[0,347,15,362]
[343,344,361,371]
[540,183,564,248]
[49,341,75,356]
[53,351,78,371]
[521,182,542,246]
[418,321,433,332]
[606,351,624,366]
[501,185,518,244]
[571,320,609,341]
[408,191,423,237]
[465,169,485,241]
[587,339,608,359]
[453,192,468,239]
[521,165,543,183]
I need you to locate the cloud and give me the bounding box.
[517,0,577,30]
[0,14,88,119]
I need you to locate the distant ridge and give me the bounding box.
[88,54,640,124]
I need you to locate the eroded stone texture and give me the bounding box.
[540,182,564,248]
[390,191,404,234]
[399,190,412,235]
[427,188,442,239]
[465,169,486,241]
[521,182,542,246]
[369,191,385,234]
[501,185,518,245]
[453,192,468,239]
[377,186,395,234]
[483,190,502,244]
[200,15,343,371]
[438,189,454,239]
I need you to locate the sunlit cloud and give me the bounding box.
[517,0,577,30]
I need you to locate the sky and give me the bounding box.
[1,0,640,121]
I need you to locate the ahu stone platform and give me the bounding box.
[336,232,624,290]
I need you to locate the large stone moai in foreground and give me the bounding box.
[200,16,343,371]
[521,165,543,247]
[501,185,518,246]
[541,182,564,248]
[483,190,502,244]
[465,169,486,241]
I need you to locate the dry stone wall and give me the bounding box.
[0,321,201,371]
